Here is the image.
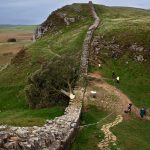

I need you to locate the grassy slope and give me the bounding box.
[91,4,150,108]
[89,5,150,150]
[0,4,93,126]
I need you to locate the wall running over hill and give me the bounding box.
[0,2,100,150]
[80,1,100,75]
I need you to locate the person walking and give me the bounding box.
[116,76,120,83]
[124,103,132,113]
[127,103,132,113]
[140,108,145,118]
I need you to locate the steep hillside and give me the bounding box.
[0,3,93,126]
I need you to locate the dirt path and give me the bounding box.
[88,72,150,120]
[98,115,123,150]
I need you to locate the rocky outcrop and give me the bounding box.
[80,1,100,75]
[90,35,150,65]
[34,6,84,39]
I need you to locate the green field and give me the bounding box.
[0,25,36,34]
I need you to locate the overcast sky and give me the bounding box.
[0,0,150,25]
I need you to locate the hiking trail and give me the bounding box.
[98,115,123,150]
[88,72,150,120]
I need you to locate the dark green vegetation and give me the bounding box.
[26,55,79,108]
[71,105,109,150]
[0,4,93,126]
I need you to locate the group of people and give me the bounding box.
[124,103,148,118]
[111,72,148,119]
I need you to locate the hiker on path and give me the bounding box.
[140,108,145,118]
[124,103,132,113]
[116,76,120,83]
[127,103,132,113]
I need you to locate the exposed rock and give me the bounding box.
[130,44,144,52]
[135,55,144,62]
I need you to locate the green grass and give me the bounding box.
[0,5,92,126]
[87,5,150,150]
[0,107,64,127]
[88,4,150,111]
[99,57,150,109]
[112,116,150,150]
[95,5,150,46]
[71,105,109,150]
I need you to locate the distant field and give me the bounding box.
[0,25,36,66]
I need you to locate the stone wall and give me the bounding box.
[0,91,82,150]
[80,1,100,75]
[0,2,100,150]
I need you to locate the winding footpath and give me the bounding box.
[98,115,123,150]
[89,72,150,120]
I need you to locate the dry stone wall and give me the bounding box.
[0,90,83,150]
[80,1,100,75]
[0,1,100,150]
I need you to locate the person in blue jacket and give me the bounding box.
[140,108,145,118]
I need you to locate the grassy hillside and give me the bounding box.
[87,4,150,150]
[91,4,150,109]
[0,4,93,126]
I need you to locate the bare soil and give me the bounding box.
[0,32,33,66]
[86,72,150,120]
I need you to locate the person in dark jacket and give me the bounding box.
[127,103,132,113]
[140,108,145,118]
[112,71,116,79]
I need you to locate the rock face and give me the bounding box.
[0,1,100,150]
[33,4,86,39]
